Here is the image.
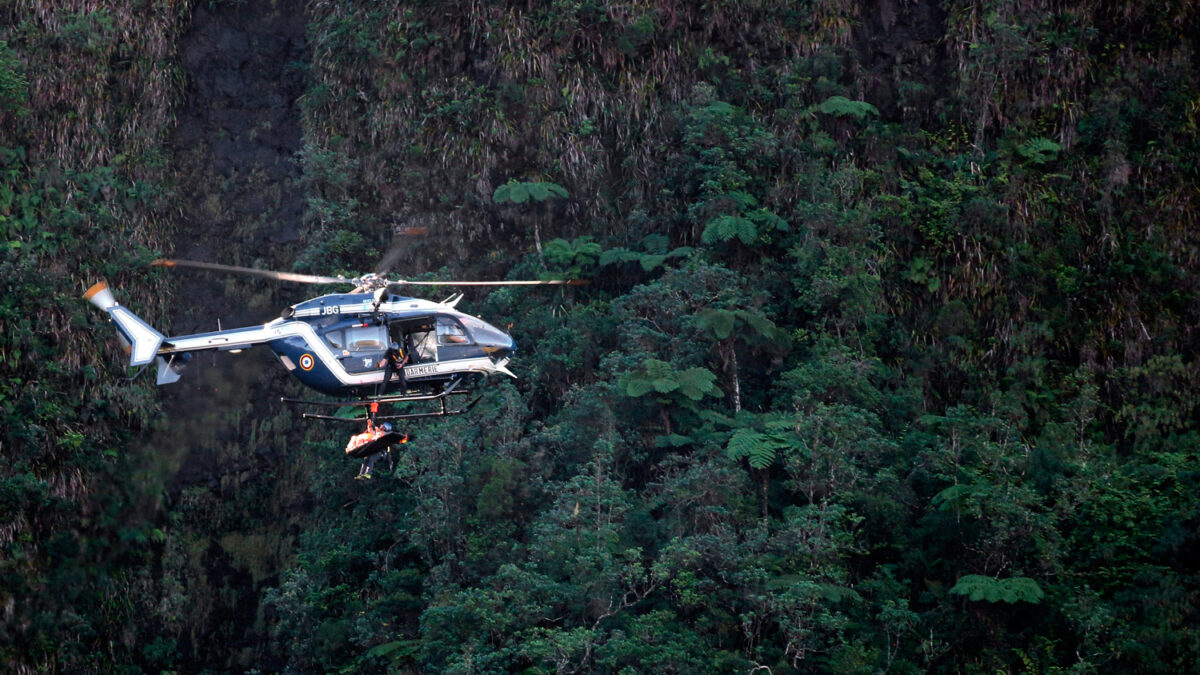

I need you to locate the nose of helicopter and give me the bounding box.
[484,333,516,359]
[463,315,516,360]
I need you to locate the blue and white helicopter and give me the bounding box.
[85,259,582,428]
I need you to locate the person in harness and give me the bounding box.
[346,419,408,479]
[377,341,408,397]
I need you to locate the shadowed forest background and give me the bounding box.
[2,0,1199,672]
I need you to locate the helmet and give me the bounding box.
[389,342,399,351]
[380,422,393,433]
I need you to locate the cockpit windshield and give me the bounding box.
[460,316,510,345]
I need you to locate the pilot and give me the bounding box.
[377,341,407,396]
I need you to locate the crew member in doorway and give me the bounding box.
[378,341,407,397]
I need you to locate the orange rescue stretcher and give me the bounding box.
[344,420,408,459]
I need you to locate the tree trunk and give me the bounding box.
[730,344,741,414]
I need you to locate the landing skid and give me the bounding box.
[282,376,480,423]
[299,395,481,423]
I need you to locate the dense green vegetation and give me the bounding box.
[3,0,1199,672]
[0,1,188,670]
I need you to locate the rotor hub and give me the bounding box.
[351,273,390,293]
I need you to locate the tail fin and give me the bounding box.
[84,281,166,367]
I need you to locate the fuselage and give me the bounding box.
[159,292,517,396]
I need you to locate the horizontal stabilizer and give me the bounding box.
[155,353,190,385]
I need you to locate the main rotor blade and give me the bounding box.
[151,259,348,285]
[375,245,406,277]
[375,226,429,276]
[390,279,588,287]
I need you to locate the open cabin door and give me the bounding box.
[388,315,438,363]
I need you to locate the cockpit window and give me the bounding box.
[436,317,471,345]
[346,325,387,351]
[460,316,509,345]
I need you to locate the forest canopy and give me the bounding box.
[2,0,1199,672]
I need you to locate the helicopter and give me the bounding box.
[84,258,584,428]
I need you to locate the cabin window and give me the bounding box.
[411,330,437,361]
[346,325,387,351]
[323,329,345,350]
[436,317,470,345]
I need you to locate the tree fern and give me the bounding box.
[543,236,601,277]
[696,307,780,342]
[621,359,680,398]
[726,428,778,469]
[696,308,737,340]
[493,180,569,205]
[599,245,692,272]
[673,366,718,401]
[621,360,718,402]
[702,214,757,245]
[1016,137,1062,166]
[814,95,879,119]
[949,575,1045,604]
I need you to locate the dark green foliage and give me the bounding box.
[0,40,28,115]
[5,0,1200,672]
[621,359,718,402]
[726,422,792,470]
[492,180,569,205]
[1015,137,1063,166]
[814,95,879,120]
[542,235,601,279]
[599,233,694,273]
[261,1,1200,666]
[950,575,1045,604]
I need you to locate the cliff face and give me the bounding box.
[148,1,312,669]
[3,0,1199,672]
[173,0,306,268]
[0,0,311,670]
